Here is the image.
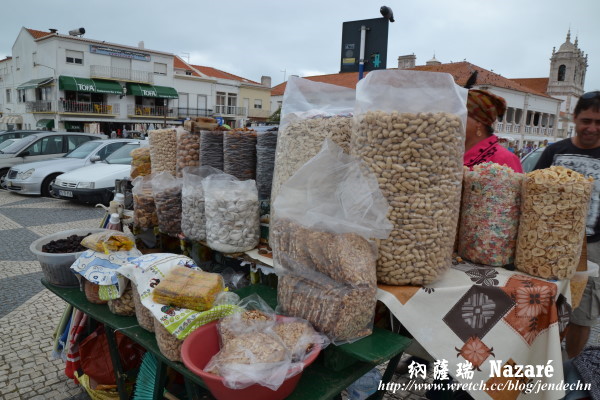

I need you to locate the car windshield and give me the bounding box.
[105,143,140,164]
[521,148,545,173]
[0,138,23,151]
[0,135,37,154]
[64,141,103,159]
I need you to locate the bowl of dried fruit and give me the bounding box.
[30,228,106,287]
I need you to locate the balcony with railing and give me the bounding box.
[26,101,54,113]
[177,107,213,118]
[496,123,503,132]
[59,100,119,115]
[127,104,177,118]
[213,105,247,116]
[90,65,154,84]
[505,123,512,133]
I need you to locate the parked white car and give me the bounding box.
[5,139,137,197]
[53,141,148,205]
[0,132,105,190]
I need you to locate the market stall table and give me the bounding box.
[43,280,411,400]
[377,262,572,400]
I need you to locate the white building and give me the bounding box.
[0,27,272,133]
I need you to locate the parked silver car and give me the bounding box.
[5,139,136,197]
[0,132,106,191]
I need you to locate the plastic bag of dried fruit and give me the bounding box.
[458,162,524,266]
[515,166,593,280]
[351,69,468,286]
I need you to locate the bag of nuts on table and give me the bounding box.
[200,128,227,171]
[181,165,222,242]
[148,128,177,175]
[272,139,392,344]
[203,174,260,253]
[515,166,593,280]
[351,70,468,286]
[132,174,158,230]
[458,163,523,266]
[270,76,355,209]
[152,171,183,237]
[224,128,258,181]
[175,127,201,178]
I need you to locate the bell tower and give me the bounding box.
[546,30,588,136]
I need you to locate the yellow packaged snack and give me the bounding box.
[152,266,224,312]
[81,231,136,253]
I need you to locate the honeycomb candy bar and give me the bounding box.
[153,266,224,311]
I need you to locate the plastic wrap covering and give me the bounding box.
[152,266,224,312]
[132,175,158,230]
[176,128,200,178]
[181,166,222,242]
[130,147,151,179]
[200,130,224,170]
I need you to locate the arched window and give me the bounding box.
[558,65,566,81]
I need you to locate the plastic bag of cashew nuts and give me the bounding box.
[148,128,177,176]
[270,76,355,207]
[152,172,183,237]
[132,174,158,230]
[515,166,593,280]
[458,163,523,266]
[202,174,260,253]
[181,165,223,242]
[351,70,468,286]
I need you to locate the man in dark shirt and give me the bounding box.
[534,91,600,358]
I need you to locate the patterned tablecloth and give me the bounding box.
[377,262,572,400]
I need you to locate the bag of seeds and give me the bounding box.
[256,127,278,200]
[224,128,257,181]
[181,165,222,242]
[351,70,468,286]
[271,76,355,204]
[203,175,260,253]
[458,162,523,266]
[176,127,200,178]
[200,128,227,170]
[148,128,177,175]
[152,172,183,237]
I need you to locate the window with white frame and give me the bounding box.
[17,89,26,103]
[32,52,37,66]
[154,62,167,75]
[66,50,84,65]
[254,99,262,109]
[5,89,11,103]
[15,56,21,70]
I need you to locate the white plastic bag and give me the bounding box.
[181,166,223,241]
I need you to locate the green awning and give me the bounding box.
[126,83,179,99]
[59,76,123,95]
[17,77,53,90]
[36,119,55,129]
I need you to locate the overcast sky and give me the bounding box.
[2,0,599,92]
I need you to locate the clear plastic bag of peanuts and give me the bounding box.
[458,162,523,266]
[351,70,468,286]
[132,174,158,230]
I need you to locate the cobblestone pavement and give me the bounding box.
[0,189,598,400]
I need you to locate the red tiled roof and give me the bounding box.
[0,57,12,63]
[191,65,259,85]
[173,56,202,77]
[272,62,551,98]
[510,78,549,94]
[26,28,54,39]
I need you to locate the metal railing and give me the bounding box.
[177,108,213,118]
[90,65,154,84]
[214,105,247,116]
[532,127,539,134]
[127,104,176,118]
[496,123,503,132]
[59,100,119,115]
[505,124,512,133]
[26,101,53,112]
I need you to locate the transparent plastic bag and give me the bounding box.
[223,129,257,181]
[270,76,355,204]
[132,175,158,230]
[176,127,201,178]
[515,166,592,280]
[130,147,151,179]
[351,70,468,286]
[152,266,225,312]
[181,166,223,241]
[200,130,224,170]
[273,316,330,362]
[107,282,135,316]
[458,163,523,266]
[203,175,260,252]
[152,172,182,237]
[148,128,177,175]
[218,294,277,346]
[81,230,135,253]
